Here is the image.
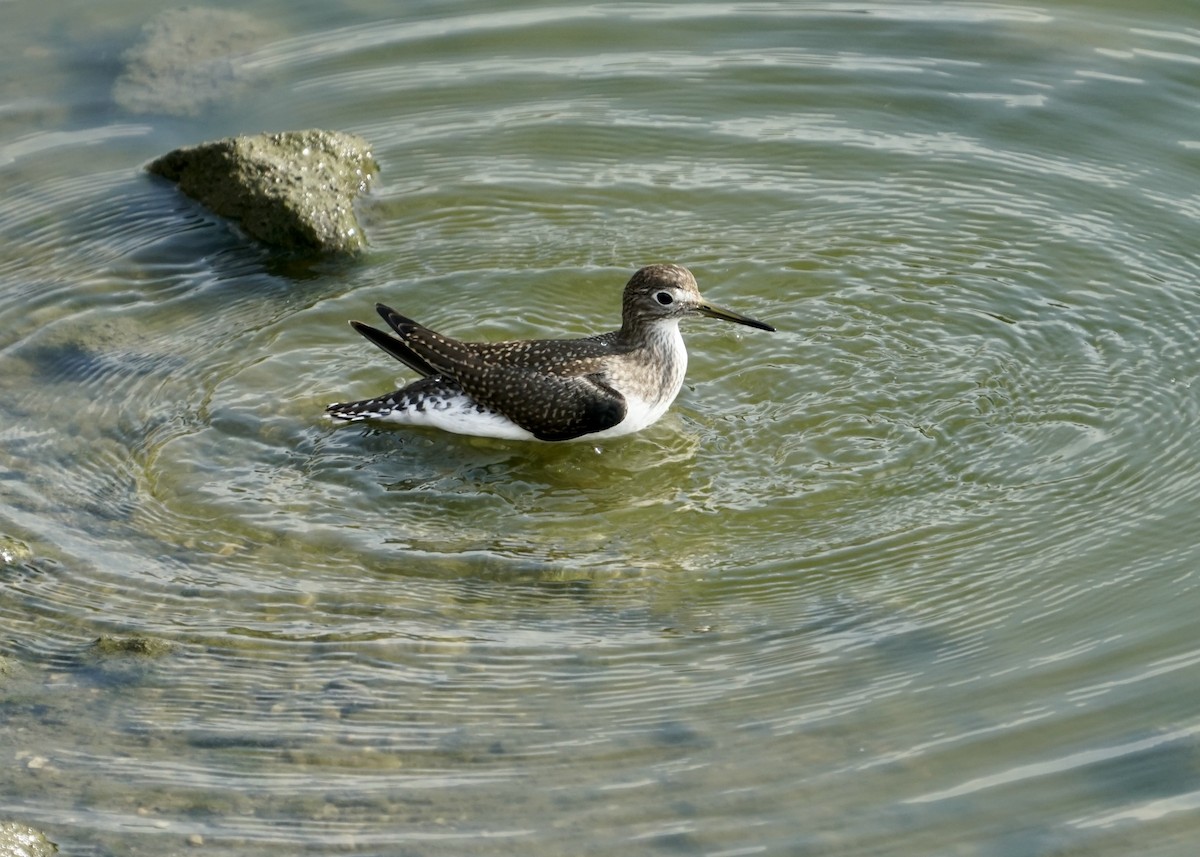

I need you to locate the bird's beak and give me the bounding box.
[695,300,776,332]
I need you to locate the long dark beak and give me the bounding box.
[696,300,776,332]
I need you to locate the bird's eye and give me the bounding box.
[655,291,674,306]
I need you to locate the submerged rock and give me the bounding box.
[79,635,177,687]
[87,634,176,659]
[113,7,272,116]
[0,535,32,566]
[0,821,57,857]
[148,130,378,253]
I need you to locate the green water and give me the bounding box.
[3,1,1200,855]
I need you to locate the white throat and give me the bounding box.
[589,319,688,439]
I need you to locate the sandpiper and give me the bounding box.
[326,264,775,442]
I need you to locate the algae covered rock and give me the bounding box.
[79,634,178,686]
[148,130,378,253]
[0,535,32,567]
[0,821,57,857]
[86,634,176,659]
[113,7,272,116]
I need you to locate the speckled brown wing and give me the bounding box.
[460,364,627,441]
[362,304,630,441]
[372,304,623,373]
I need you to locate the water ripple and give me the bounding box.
[4,3,1200,856]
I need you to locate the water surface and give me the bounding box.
[3,1,1200,855]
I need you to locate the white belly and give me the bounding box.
[584,388,677,440]
[376,393,538,441]
[586,326,688,440]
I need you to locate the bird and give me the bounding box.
[325,264,775,442]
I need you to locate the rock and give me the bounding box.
[148,130,378,253]
[113,7,272,116]
[87,635,176,659]
[0,821,57,857]
[0,536,32,566]
[80,635,177,687]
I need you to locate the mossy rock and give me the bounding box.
[0,821,57,857]
[148,130,378,253]
[113,7,272,116]
[87,635,176,659]
[0,536,32,566]
[79,635,177,687]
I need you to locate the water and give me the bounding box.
[3,1,1200,855]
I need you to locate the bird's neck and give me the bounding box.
[618,316,682,354]
[617,318,688,402]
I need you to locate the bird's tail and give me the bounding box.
[325,390,406,422]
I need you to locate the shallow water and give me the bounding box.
[3,1,1200,855]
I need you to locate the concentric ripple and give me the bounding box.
[3,2,1200,856]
